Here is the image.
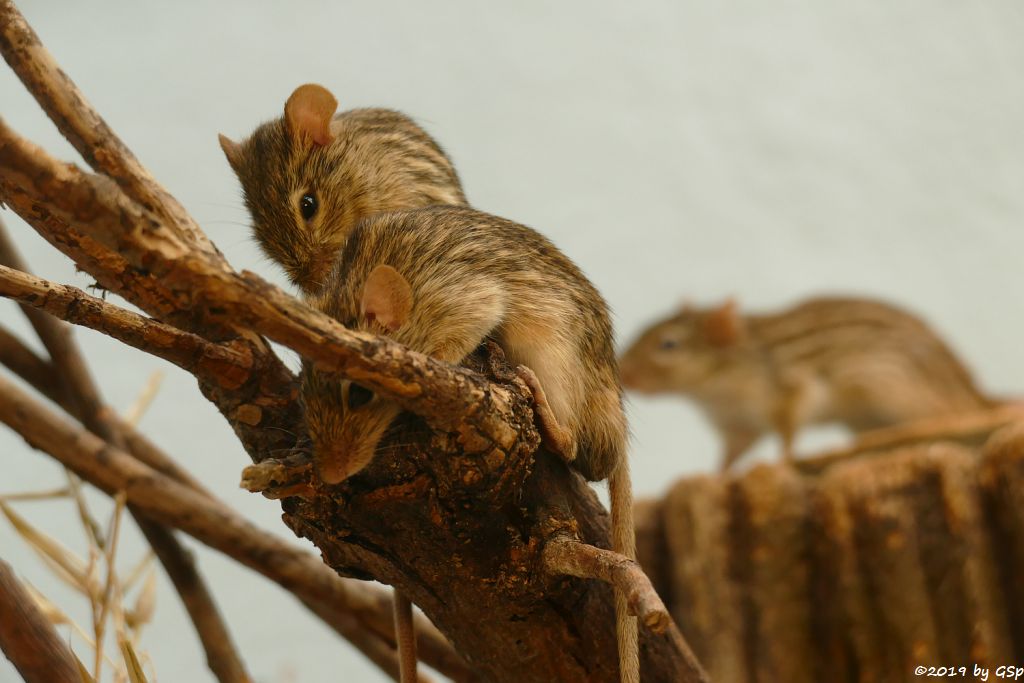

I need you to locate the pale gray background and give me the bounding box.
[2,1,1023,681]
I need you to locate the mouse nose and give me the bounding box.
[314,446,350,485]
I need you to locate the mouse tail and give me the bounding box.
[610,457,640,683]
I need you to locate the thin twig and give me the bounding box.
[300,597,437,683]
[541,535,672,633]
[545,535,710,683]
[0,321,214,496]
[122,552,155,595]
[393,592,418,683]
[0,558,84,683]
[65,468,106,552]
[0,122,210,327]
[123,371,164,427]
[94,492,127,680]
[0,486,71,502]
[0,498,96,597]
[0,263,253,389]
[0,0,213,251]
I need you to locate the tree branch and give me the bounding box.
[0,0,213,251]
[0,373,475,682]
[0,118,320,463]
[0,218,254,683]
[542,535,672,633]
[0,325,60,400]
[0,558,84,683]
[0,312,473,680]
[0,372,337,603]
[0,262,254,390]
[0,319,210,495]
[0,120,186,323]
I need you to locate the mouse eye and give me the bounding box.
[347,383,373,410]
[659,337,680,351]
[299,193,318,221]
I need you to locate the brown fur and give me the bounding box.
[619,296,994,470]
[221,85,466,294]
[304,205,627,484]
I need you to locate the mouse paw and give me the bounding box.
[515,365,576,463]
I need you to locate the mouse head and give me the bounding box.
[220,83,467,295]
[303,265,415,484]
[619,298,746,394]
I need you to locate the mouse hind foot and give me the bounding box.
[516,365,577,464]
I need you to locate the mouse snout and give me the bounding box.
[314,446,350,485]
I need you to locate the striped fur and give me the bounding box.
[224,106,466,294]
[619,296,993,469]
[304,205,627,484]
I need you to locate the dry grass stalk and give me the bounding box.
[0,499,96,594]
[2,484,157,682]
[21,580,115,668]
[66,470,105,550]
[93,492,128,680]
[120,553,155,594]
[122,371,164,428]
[118,640,148,683]
[0,487,72,501]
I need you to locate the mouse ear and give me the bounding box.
[218,134,244,173]
[703,298,744,346]
[285,83,338,147]
[361,265,414,333]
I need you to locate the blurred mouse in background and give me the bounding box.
[619,296,998,470]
